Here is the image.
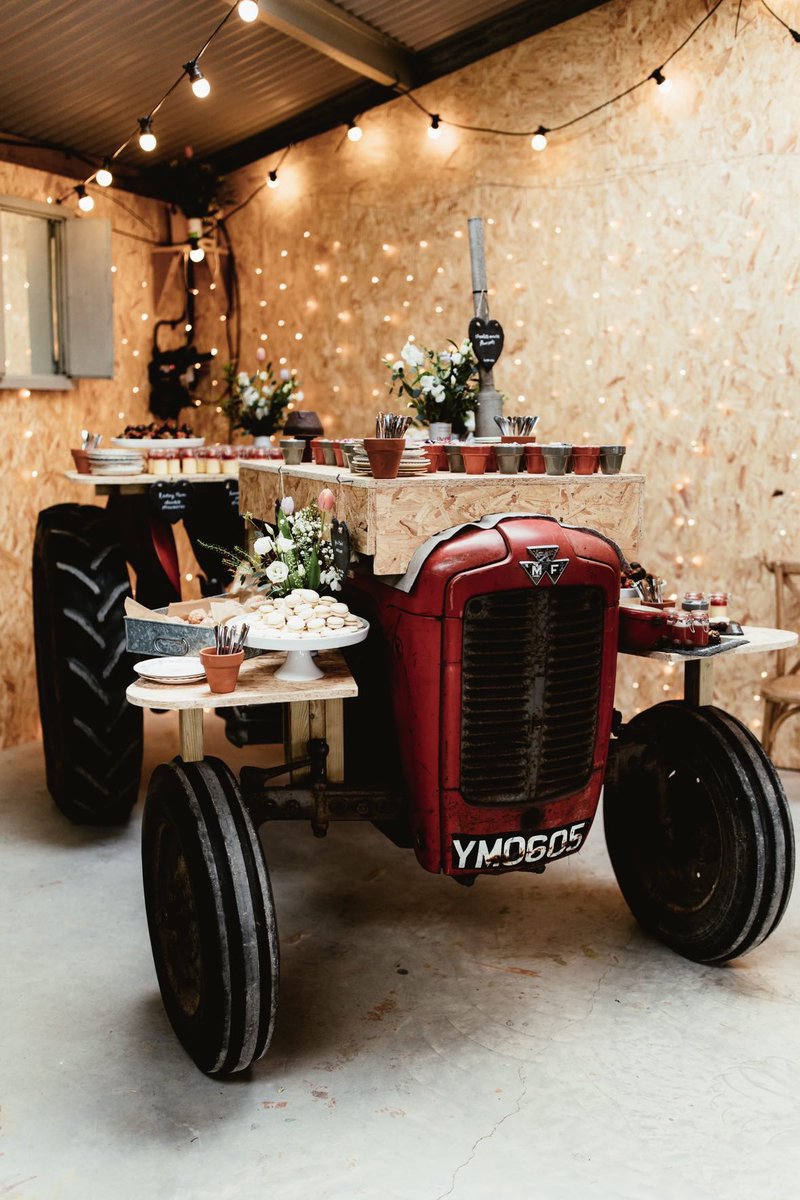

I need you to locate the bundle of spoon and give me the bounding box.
[375,412,412,438]
[215,621,249,655]
[494,415,540,437]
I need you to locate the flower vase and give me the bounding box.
[428,422,452,442]
[253,435,271,448]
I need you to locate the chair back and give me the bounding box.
[767,561,800,676]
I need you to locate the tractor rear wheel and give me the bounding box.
[33,503,142,824]
[604,702,794,965]
[142,757,279,1075]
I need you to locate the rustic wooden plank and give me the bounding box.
[126,650,358,711]
[178,708,204,762]
[239,462,645,574]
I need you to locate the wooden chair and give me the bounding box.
[762,561,800,755]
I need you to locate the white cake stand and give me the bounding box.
[231,618,370,682]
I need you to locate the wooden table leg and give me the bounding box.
[684,659,715,707]
[179,709,204,762]
[286,698,344,782]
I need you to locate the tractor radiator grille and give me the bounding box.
[459,587,605,804]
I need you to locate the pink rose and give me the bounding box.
[318,488,335,512]
[256,347,267,362]
[280,496,295,515]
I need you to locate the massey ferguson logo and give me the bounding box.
[519,545,569,586]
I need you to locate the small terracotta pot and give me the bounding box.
[200,647,244,694]
[600,445,626,475]
[71,448,90,474]
[422,445,443,473]
[541,445,572,476]
[280,439,304,465]
[460,445,492,475]
[318,439,337,466]
[311,440,325,465]
[571,446,600,475]
[363,437,405,479]
[332,441,345,467]
[523,446,546,474]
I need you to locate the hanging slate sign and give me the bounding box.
[331,518,352,575]
[149,479,193,525]
[469,317,505,367]
[224,478,240,512]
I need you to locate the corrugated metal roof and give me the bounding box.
[336,0,527,51]
[0,0,608,177]
[0,0,361,167]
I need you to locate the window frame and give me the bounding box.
[0,194,72,391]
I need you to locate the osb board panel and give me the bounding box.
[240,465,372,550]
[240,464,643,572]
[0,159,185,748]
[220,0,800,761]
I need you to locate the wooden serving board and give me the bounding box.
[239,462,645,576]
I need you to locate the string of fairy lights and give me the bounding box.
[56,0,799,226]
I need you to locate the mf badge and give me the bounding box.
[519,545,569,586]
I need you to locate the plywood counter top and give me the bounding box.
[239,461,645,576]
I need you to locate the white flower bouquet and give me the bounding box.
[209,489,341,598]
[222,348,303,437]
[385,338,478,435]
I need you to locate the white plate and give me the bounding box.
[134,656,206,684]
[111,437,206,450]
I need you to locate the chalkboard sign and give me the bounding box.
[468,317,505,367]
[224,479,240,512]
[331,518,352,575]
[149,479,194,525]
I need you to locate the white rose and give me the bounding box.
[275,534,295,553]
[451,352,463,365]
[420,374,437,393]
[401,341,424,368]
[266,560,289,583]
[253,536,273,556]
[243,386,259,404]
[237,371,250,386]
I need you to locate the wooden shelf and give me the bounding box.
[239,461,645,575]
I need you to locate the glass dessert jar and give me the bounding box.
[180,448,197,475]
[709,592,729,621]
[148,448,168,476]
[204,447,222,476]
[221,445,238,476]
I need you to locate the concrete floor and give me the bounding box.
[1,715,800,1200]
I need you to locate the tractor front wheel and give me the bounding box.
[604,702,794,965]
[142,757,279,1075]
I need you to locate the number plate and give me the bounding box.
[451,820,590,871]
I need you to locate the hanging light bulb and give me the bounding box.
[188,242,205,263]
[347,120,362,143]
[531,125,548,151]
[428,114,442,140]
[95,159,113,188]
[76,185,94,212]
[650,68,672,93]
[184,60,211,98]
[238,0,259,20]
[138,117,157,152]
[267,170,279,189]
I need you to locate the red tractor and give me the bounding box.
[141,515,794,1075]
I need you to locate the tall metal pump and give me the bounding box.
[468,216,505,437]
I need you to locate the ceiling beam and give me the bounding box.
[249,0,415,87]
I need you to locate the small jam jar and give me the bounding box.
[670,612,694,647]
[709,592,729,621]
[221,445,238,476]
[682,592,709,614]
[180,448,197,476]
[163,448,181,476]
[204,447,222,476]
[148,448,168,476]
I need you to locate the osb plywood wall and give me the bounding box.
[211,0,799,762]
[0,161,177,747]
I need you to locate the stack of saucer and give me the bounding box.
[86,448,146,476]
[349,444,429,477]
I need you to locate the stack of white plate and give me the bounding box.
[86,448,146,476]
[349,445,429,477]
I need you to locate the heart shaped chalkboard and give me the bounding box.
[149,479,194,525]
[469,317,505,367]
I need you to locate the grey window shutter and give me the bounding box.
[62,216,114,378]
